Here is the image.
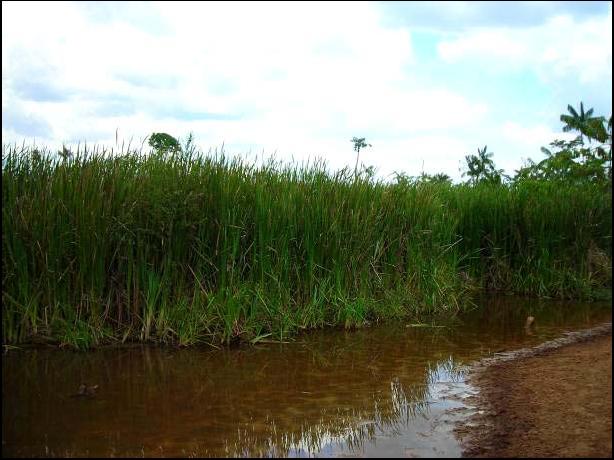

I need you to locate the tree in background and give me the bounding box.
[394,171,452,186]
[560,102,597,143]
[149,132,181,156]
[420,172,452,185]
[351,137,372,179]
[462,145,507,185]
[515,103,611,185]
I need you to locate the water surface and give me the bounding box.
[2,296,611,457]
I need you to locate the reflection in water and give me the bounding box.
[2,297,611,457]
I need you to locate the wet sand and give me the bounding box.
[456,326,612,458]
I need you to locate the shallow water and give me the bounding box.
[2,296,611,457]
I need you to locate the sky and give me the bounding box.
[2,1,612,181]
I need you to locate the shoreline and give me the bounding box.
[455,322,612,457]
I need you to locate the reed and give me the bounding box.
[2,144,611,347]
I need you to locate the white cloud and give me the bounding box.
[2,2,610,181]
[500,121,574,148]
[361,135,472,180]
[2,1,488,170]
[437,8,612,84]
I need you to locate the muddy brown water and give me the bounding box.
[2,297,612,458]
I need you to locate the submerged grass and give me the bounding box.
[2,144,611,348]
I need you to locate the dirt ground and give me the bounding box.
[456,331,612,458]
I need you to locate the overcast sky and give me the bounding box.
[2,1,612,180]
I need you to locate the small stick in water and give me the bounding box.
[524,316,535,334]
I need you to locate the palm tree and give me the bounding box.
[351,137,372,178]
[560,102,605,144]
[463,145,502,184]
[561,103,611,179]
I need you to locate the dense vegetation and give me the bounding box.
[2,104,611,348]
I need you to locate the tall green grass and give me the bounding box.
[2,144,611,347]
[446,181,612,297]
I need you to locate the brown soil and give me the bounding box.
[457,330,612,458]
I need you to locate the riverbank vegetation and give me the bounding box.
[2,104,611,348]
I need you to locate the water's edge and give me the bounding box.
[452,321,613,457]
[468,322,612,368]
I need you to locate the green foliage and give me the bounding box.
[351,137,371,153]
[58,145,73,160]
[393,172,452,186]
[3,140,611,348]
[4,105,614,348]
[350,137,372,178]
[447,180,611,297]
[148,132,181,156]
[182,132,197,156]
[515,138,611,185]
[560,102,607,144]
[426,173,452,184]
[2,143,468,347]
[515,103,612,185]
[463,145,507,185]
